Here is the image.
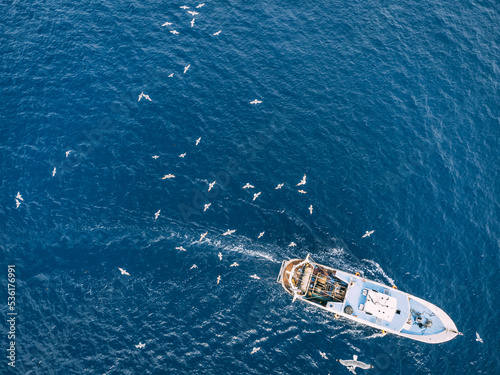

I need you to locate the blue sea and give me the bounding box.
[1,0,499,373]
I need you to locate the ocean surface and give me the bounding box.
[1,0,499,373]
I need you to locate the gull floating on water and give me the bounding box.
[208,181,216,192]
[16,192,23,201]
[309,205,313,215]
[154,209,161,220]
[66,150,71,158]
[179,153,186,158]
[187,11,199,16]
[190,18,195,28]
[190,264,198,270]
[15,199,20,209]
[288,242,296,247]
[52,167,56,177]
[213,30,221,36]
[258,231,265,238]
[203,203,211,212]
[230,262,239,267]
[162,174,175,179]
[196,137,201,146]
[253,192,261,201]
[162,22,172,26]
[218,252,223,261]
[135,342,146,349]
[217,275,221,284]
[180,5,189,9]
[250,274,260,280]
[223,229,236,236]
[243,183,254,189]
[319,351,328,360]
[337,355,373,374]
[250,99,262,105]
[275,183,284,189]
[168,73,174,78]
[152,155,159,159]
[362,230,375,238]
[199,232,208,242]
[138,92,152,102]
[251,347,261,354]
[296,174,306,186]
[476,332,483,343]
[170,30,179,34]
[184,64,191,74]
[196,3,205,8]
[118,267,130,276]
[297,190,307,194]
[175,246,186,252]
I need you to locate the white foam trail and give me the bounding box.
[361,259,395,286]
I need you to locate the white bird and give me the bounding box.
[16,192,23,201]
[152,155,159,159]
[190,264,198,270]
[135,342,146,349]
[203,203,211,212]
[319,351,328,360]
[218,252,223,261]
[275,183,284,189]
[118,267,130,276]
[179,153,186,158]
[65,150,71,158]
[476,332,483,343]
[138,92,152,102]
[242,183,254,189]
[258,231,265,238]
[250,99,262,105]
[15,199,20,209]
[213,30,221,36]
[52,167,56,177]
[296,174,306,186]
[168,73,174,78]
[337,355,373,374]
[196,3,205,8]
[251,347,261,354]
[184,64,190,74]
[190,18,195,28]
[180,5,189,9]
[187,11,199,16]
[162,22,172,26]
[223,229,236,236]
[253,192,261,201]
[288,242,296,247]
[217,275,221,284]
[199,232,208,242]
[297,190,307,194]
[154,209,161,220]
[208,181,216,192]
[362,230,375,238]
[250,274,260,280]
[230,262,239,267]
[175,246,186,252]
[170,30,179,34]
[309,205,313,215]
[196,137,201,146]
[162,174,175,179]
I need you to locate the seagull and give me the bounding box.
[135,342,146,349]
[249,99,262,105]
[217,275,221,284]
[288,242,296,247]
[362,230,375,238]
[52,167,56,177]
[242,183,254,189]
[230,262,239,267]
[250,274,260,280]
[154,209,161,220]
[275,183,284,189]
[208,181,216,192]
[309,205,313,215]
[162,22,172,26]
[190,18,195,28]
[297,190,307,194]
[138,92,152,102]
[184,64,190,74]
[199,232,208,242]
[190,264,198,270]
[253,192,261,201]
[319,351,328,360]
[170,30,179,34]
[118,267,130,276]
[65,150,71,158]
[152,155,159,159]
[251,347,261,354]
[180,5,189,9]
[168,73,174,78]
[179,153,186,158]
[296,174,306,186]
[476,332,483,343]
[187,11,199,15]
[213,30,221,36]
[196,137,201,146]
[16,192,23,201]
[258,231,265,238]
[161,174,175,179]
[15,199,20,209]
[223,229,236,236]
[175,246,186,252]
[218,252,223,261]
[337,355,373,374]
[203,203,211,212]
[196,3,205,8]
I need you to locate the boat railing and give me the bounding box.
[276,260,287,283]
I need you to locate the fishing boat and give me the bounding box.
[276,255,461,344]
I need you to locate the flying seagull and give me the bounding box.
[175,246,186,252]
[217,275,221,284]
[251,347,261,354]
[162,22,172,26]
[154,209,161,220]
[184,64,190,73]
[135,342,146,349]
[118,267,130,276]
[196,3,205,8]
[218,252,223,261]
[336,355,373,374]
[138,92,152,102]
[296,174,306,186]
[208,181,216,192]
[476,332,483,343]
[52,167,56,177]
[297,190,307,194]
[223,229,236,236]
[65,150,71,158]
[16,192,23,201]
[179,153,186,158]
[15,199,20,209]
[288,242,296,247]
[199,232,208,242]
[190,264,198,270]
[242,183,254,189]
[196,137,201,146]
[187,11,199,15]
[319,351,328,360]
[203,203,211,212]
[152,155,159,159]
[253,192,261,201]
[168,73,174,77]
[180,5,189,9]
[249,99,262,105]
[309,205,313,215]
[258,231,265,238]
[230,262,239,267]
[275,183,284,189]
[250,274,260,280]
[213,30,221,36]
[362,230,375,238]
[162,174,175,179]
[190,18,195,28]
[170,30,179,34]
